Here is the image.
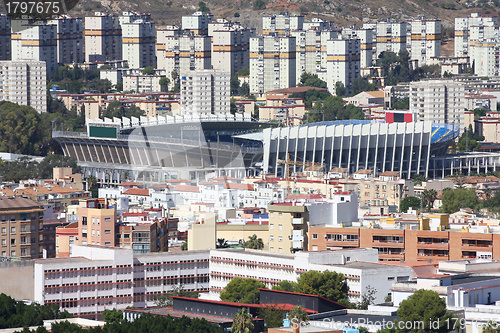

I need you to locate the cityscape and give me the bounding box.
[1,3,500,333]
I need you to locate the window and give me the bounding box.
[10,227,15,234]
[82,217,87,226]
[270,224,274,230]
[105,242,110,246]
[1,228,5,235]
[10,251,15,257]
[278,236,283,242]
[270,235,274,241]
[10,239,15,245]
[312,234,318,239]
[278,224,282,230]
[105,230,111,234]
[1,239,5,246]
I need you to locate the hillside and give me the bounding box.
[69,0,500,30]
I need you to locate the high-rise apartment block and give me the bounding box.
[156,28,211,76]
[49,16,84,64]
[409,18,441,66]
[326,39,360,95]
[342,28,373,69]
[120,12,156,68]
[0,197,44,259]
[409,80,466,131]
[0,15,11,61]
[11,20,57,75]
[181,12,213,35]
[292,29,337,83]
[455,13,500,77]
[209,19,254,77]
[249,35,296,95]
[0,60,47,113]
[84,12,122,62]
[180,69,230,114]
[262,14,304,35]
[363,21,407,62]
[455,13,498,58]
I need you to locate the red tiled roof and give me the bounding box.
[122,212,148,217]
[123,188,149,196]
[119,182,143,186]
[285,193,325,200]
[173,185,200,193]
[224,183,254,190]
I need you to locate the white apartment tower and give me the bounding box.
[0,15,11,61]
[84,12,122,62]
[363,21,408,61]
[292,29,337,83]
[181,12,214,35]
[156,26,181,71]
[469,24,499,77]
[409,80,466,131]
[120,12,156,68]
[249,35,296,95]
[180,69,230,114]
[326,39,360,95]
[11,20,57,76]
[409,18,441,66]
[209,19,254,77]
[342,28,373,68]
[49,16,83,64]
[262,14,304,35]
[0,61,47,113]
[454,13,498,58]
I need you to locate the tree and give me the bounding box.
[115,82,123,92]
[258,304,285,329]
[441,188,479,213]
[304,95,364,123]
[483,191,500,213]
[236,68,250,76]
[102,100,145,119]
[396,289,454,333]
[238,82,250,97]
[231,75,240,95]
[220,278,265,304]
[399,196,421,213]
[253,0,267,10]
[181,240,188,251]
[298,72,327,88]
[272,280,298,292]
[245,234,264,250]
[198,1,210,13]
[159,77,170,92]
[102,309,124,325]
[411,174,427,186]
[296,270,349,305]
[357,285,376,310]
[421,189,438,211]
[86,175,98,197]
[288,305,309,323]
[217,238,229,248]
[335,82,346,97]
[232,308,254,333]
[349,77,377,96]
[391,97,409,110]
[154,284,199,307]
[142,66,155,75]
[230,97,238,115]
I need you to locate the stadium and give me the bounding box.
[53,116,500,182]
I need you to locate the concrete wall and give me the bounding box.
[0,260,35,301]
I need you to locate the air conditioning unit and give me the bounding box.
[288,235,293,240]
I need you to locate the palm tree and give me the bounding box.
[217,238,229,248]
[422,189,438,211]
[245,234,264,250]
[232,308,254,333]
[288,305,309,324]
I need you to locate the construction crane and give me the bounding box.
[277,153,325,197]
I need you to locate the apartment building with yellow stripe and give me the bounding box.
[120,11,156,68]
[0,14,11,61]
[84,12,122,62]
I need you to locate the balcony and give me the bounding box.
[292,218,304,225]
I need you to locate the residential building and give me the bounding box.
[120,12,156,68]
[55,222,78,257]
[209,248,413,304]
[181,12,214,35]
[209,19,254,77]
[292,29,337,83]
[10,20,58,75]
[28,245,210,316]
[409,18,441,66]
[0,14,11,61]
[123,73,166,93]
[454,13,498,60]
[363,21,407,62]
[116,217,169,253]
[180,69,230,114]
[342,28,373,69]
[356,171,415,209]
[326,39,360,95]
[309,222,500,262]
[409,80,466,131]
[258,97,306,126]
[49,16,84,64]
[249,35,296,95]
[469,23,499,77]
[262,14,304,35]
[0,60,47,113]
[84,12,122,62]
[156,31,212,75]
[0,197,44,259]
[74,198,116,247]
